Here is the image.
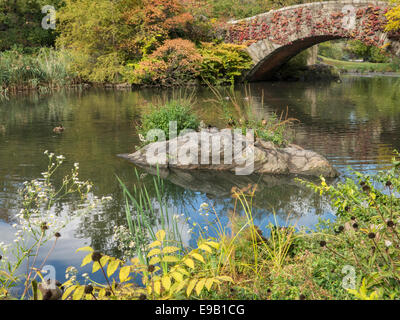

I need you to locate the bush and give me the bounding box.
[298,154,400,299]
[138,99,200,143]
[123,39,203,86]
[199,42,253,85]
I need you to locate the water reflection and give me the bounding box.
[1,76,400,283]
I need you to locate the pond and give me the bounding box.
[1,75,400,293]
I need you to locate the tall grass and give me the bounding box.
[0,47,77,92]
[116,168,184,266]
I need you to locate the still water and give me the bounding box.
[1,75,400,292]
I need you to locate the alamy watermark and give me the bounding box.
[143,122,255,175]
[41,5,56,30]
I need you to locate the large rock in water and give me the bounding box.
[120,129,338,178]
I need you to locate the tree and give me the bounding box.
[0,0,63,51]
[385,2,400,32]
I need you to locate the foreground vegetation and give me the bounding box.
[2,153,400,300]
[1,97,400,299]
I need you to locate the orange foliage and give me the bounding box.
[130,38,203,86]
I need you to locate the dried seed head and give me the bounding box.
[148,265,155,273]
[362,185,371,193]
[41,222,48,232]
[55,232,61,238]
[139,293,147,300]
[387,220,395,228]
[91,251,102,262]
[352,223,359,229]
[368,232,376,239]
[319,240,327,247]
[386,181,392,188]
[360,181,366,186]
[351,216,356,221]
[84,285,93,294]
[344,206,350,212]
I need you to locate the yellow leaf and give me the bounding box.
[76,246,94,253]
[183,258,195,269]
[154,280,161,295]
[81,253,93,267]
[156,230,166,242]
[206,241,220,249]
[205,278,214,291]
[148,240,162,249]
[119,266,131,283]
[198,244,212,253]
[176,267,190,276]
[107,259,120,278]
[186,279,197,297]
[163,246,180,254]
[72,286,85,300]
[216,276,233,282]
[191,252,205,263]
[62,285,77,300]
[98,288,106,299]
[162,255,180,263]
[147,248,161,257]
[162,275,171,291]
[195,278,206,296]
[171,271,183,282]
[149,256,161,265]
[92,261,101,273]
[100,255,109,267]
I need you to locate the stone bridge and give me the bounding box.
[225,1,400,81]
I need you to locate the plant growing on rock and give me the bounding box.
[137,99,200,145]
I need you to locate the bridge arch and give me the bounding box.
[225,1,400,81]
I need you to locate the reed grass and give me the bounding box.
[0,47,77,92]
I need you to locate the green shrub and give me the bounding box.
[199,42,253,85]
[138,99,200,143]
[298,153,400,299]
